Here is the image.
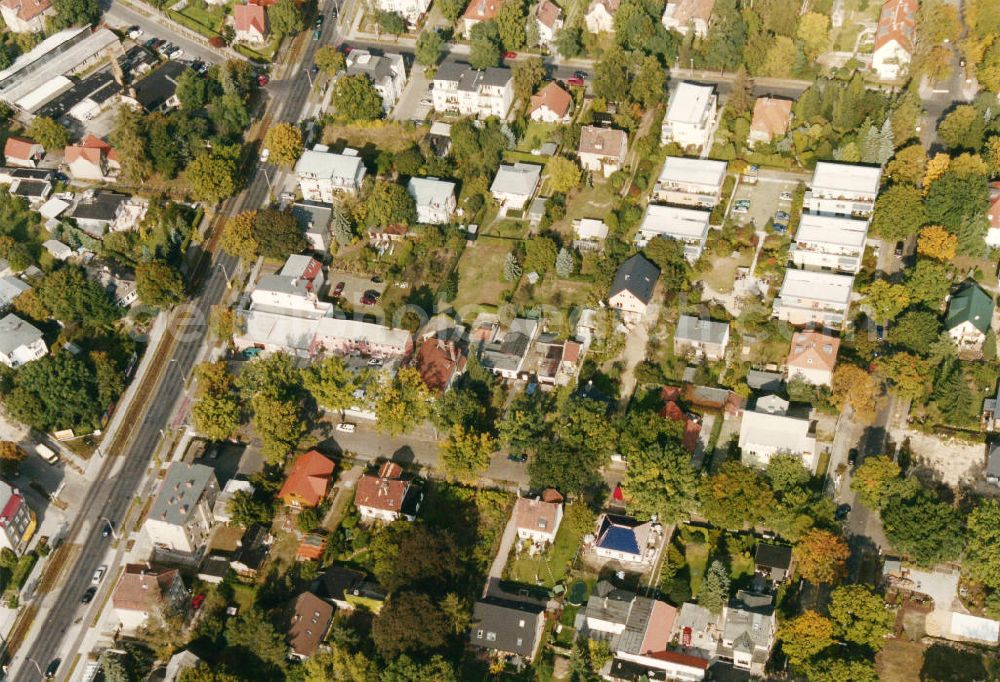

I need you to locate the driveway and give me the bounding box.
[617,302,661,405]
[483,508,519,597]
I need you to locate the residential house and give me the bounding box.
[316,565,386,612]
[671,602,721,660]
[985,383,1000,432]
[111,563,187,633]
[212,478,254,524]
[772,269,854,328]
[659,394,701,453]
[661,82,717,150]
[463,0,504,36]
[407,177,456,224]
[88,266,138,307]
[871,0,917,81]
[68,191,134,239]
[635,204,711,261]
[233,2,269,44]
[491,162,542,211]
[592,513,656,566]
[719,602,776,675]
[469,597,546,661]
[161,651,202,682]
[535,0,563,46]
[38,196,69,221]
[986,444,1000,487]
[673,315,730,361]
[3,137,43,168]
[278,450,335,509]
[987,182,1000,248]
[573,218,608,250]
[229,523,272,578]
[295,148,367,202]
[0,482,34,554]
[786,330,840,387]
[143,462,220,555]
[739,395,818,471]
[804,161,882,218]
[0,276,29,312]
[790,213,869,274]
[479,317,539,379]
[513,489,563,545]
[661,0,716,37]
[291,201,332,251]
[368,223,409,249]
[608,254,659,320]
[64,135,118,181]
[355,461,421,523]
[371,0,431,26]
[8,177,49,205]
[346,50,407,113]
[748,97,793,146]
[0,314,46,368]
[947,281,994,353]
[284,592,334,659]
[529,81,572,123]
[431,63,514,119]
[127,61,190,113]
[755,543,793,583]
[414,336,465,393]
[584,0,619,33]
[652,157,727,207]
[0,0,54,33]
[606,652,709,682]
[578,126,628,177]
[427,121,452,157]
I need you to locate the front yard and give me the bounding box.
[505,502,593,588]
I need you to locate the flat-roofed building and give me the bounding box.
[652,157,727,207]
[804,162,882,217]
[661,82,717,150]
[295,149,367,201]
[790,214,869,274]
[772,269,854,328]
[635,204,711,261]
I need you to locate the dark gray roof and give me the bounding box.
[609,254,659,304]
[316,565,364,602]
[754,543,792,571]
[148,462,217,527]
[747,370,784,392]
[70,191,128,222]
[291,201,332,233]
[10,179,48,198]
[989,444,1000,479]
[482,67,513,87]
[134,61,190,111]
[434,61,468,83]
[470,597,544,658]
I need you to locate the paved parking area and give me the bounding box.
[730,176,799,230]
[328,272,387,308]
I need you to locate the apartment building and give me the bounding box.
[652,157,727,207]
[871,0,916,81]
[661,82,717,150]
[635,204,711,261]
[143,462,219,555]
[294,148,367,202]
[772,269,854,327]
[431,63,513,119]
[804,161,882,217]
[0,482,34,554]
[407,177,456,224]
[789,213,869,274]
[346,50,407,113]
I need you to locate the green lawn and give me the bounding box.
[507,506,588,587]
[685,542,710,597]
[699,250,753,293]
[178,0,229,31]
[517,121,560,153]
[451,235,512,315]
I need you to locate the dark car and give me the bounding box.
[847,448,859,466]
[574,70,587,80]
[332,281,346,298]
[361,294,377,306]
[371,275,383,283]
[102,521,114,538]
[507,453,528,463]
[45,659,60,679]
[81,586,97,604]
[363,289,381,300]
[894,241,904,258]
[311,63,320,74]
[835,504,851,521]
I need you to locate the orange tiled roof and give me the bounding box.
[750,98,792,139]
[278,450,335,508]
[874,0,917,54]
[3,137,40,161]
[787,330,840,373]
[234,2,268,34]
[463,0,503,22]
[530,82,572,119]
[1,0,51,22]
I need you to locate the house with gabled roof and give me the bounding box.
[513,489,563,545]
[407,177,456,225]
[414,335,466,393]
[278,450,335,509]
[786,330,840,387]
[755,542,793,583]
[608,254,659,321]
[64,135,119,182]
[674,315,729,361]
[661,0,716,38]
[529,81,572,123]
[748,97,792,146]
[233,2,269,43]
[592,513,656,566]
[469,597,546,661]
[112,563,188,634]
[947,281,994,354]
[284,592,334,659]
[872,0,917,81]
[584,0,619,33]
[578,126,628,177]
[534,0,563,46]
[0,313,46,369]
[355,461,422,523]
[0,0,54,33]
[462,0,504,36]
[3,138,43,168]
[739,395,818,472]
[491,162,541,212]
[719,600,776,675]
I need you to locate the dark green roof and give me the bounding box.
[947,282,994,334]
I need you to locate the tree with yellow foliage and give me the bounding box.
[832,364,880,422]
[917,225,958,260]
[922,152,950,194]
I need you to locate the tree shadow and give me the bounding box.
[920,642,988,681]
[391,445,415,466]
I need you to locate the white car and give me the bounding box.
[169,48,184,59]
[336,423,356,433]
[128,28,143,39]
[92,565,107,584]
[779,191,793,201]
[259,148,270,163]
[367,358,382,366]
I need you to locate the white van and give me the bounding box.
[35,443,58,465]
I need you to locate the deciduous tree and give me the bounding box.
[547,156,582,193]
[496,0,526,50]
[592,47,629,102]
[917,225,958,260]
[937,104,986,150]
[523,235,558,273]
[358,180,417,227]
[904,259,951,308]
[268,0,303,37]
[885,144,928,185]
[831,364,879,422]
[863,279,910,322]
[797,12,830,60]
[875,352,932,402]
[332,75,384,122]
[252,208,307,259]
[794,529,849,584]
[828,584,895,651]
[0,441,25,478]
[699,461,774,530]
[469,21,502,70]
[136,261,185,307]
[882,487,965,564]
[314,45,345,74]
[38,265,120,327]
[3,354,102,432]
[185,149,238,203]
[52,0,99,27]
[27,116,69,151]
[301,356,356,415]
[964,499,1000,588]
[221,210,259,261]
[512,57,545,102]
[110,106,152,184]
[778,611,835,665]
[632,55,667,108]
[415,30,444,67]
[263,123,303,167]
[871,184,927,240]
[623,440,698,523]
[250,392,306,463]
[440,424,493,483]
[376,10,406,35]
[372,592,451,659]
[372,367,432,435]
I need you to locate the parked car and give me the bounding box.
[313,26,322,40]
[257,74,269,87]
[259,148,270,163]
[504,51,518,59]
[81,587,97,604]
[336,423,356,433]
[332,281,345,298]
[371,275,383,283]
[847,448,859,466]
[775,210,790,222]
[507,453,528,463]
[144,37,157,48]
[772,223,787,234]
[894,240,904,258]
[732,204,749,214]
[566,76,584,87]
[45,660,60,679]
[367,358,383,366]
[574,70,587,80]
[102,521,114,538]
[835,504,851,521]
[92,566,107,584]
[169,48,184,60]
[127,26,143,39]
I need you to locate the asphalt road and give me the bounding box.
[104,1,222,66]
[14,2,353,678]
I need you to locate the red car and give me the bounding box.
[257,74,269,87]
[566,76,584,87]
[332,281,345,298]
[192,594,206,610]
[504,51,517,60]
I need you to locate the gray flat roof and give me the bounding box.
[149,462,216,527]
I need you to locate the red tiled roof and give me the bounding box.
[65,135,114,167]
[4,137,41,161]
[234,2,268,35]
[646,649,710,670]
[112,564,180,612]
[414,338,464,393]
[278,450,335,508]
[355,462,410,512]
[530,82,572,119]
[513,496,560,534]
[1,0,51,22]
[659,400,701,453]
[535,0,561,28]
[874,0,917,54]
[463,0,503,22]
